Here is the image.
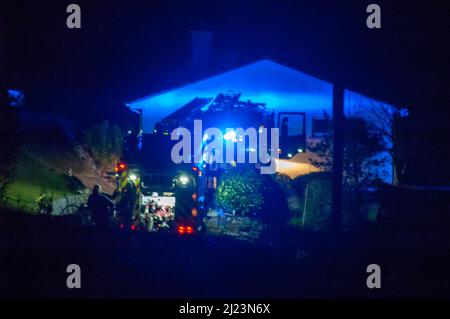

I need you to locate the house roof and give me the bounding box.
[127,59,333,130]
[126,59,395,135]
[126,59,331,106]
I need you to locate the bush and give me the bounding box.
[259,174,291,227]
[292,172,374,231]
[304,114,387,231]
[292,172,332,231]
[215,167,263,216]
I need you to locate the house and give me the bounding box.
[126,59,403,183]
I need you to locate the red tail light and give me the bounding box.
[178,225,194,235]
[131,224,136,231]
[116,162,127,171]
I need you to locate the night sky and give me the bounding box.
[1,0,448,130]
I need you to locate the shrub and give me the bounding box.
[215,167,263,216]
[292,172,332,231]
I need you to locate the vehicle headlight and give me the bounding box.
[178,175,190,186]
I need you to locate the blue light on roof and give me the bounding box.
[7,89,25,107]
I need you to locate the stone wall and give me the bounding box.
[51,192,89,215]
[205,211,264,241]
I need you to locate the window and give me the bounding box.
[312,117,332,137]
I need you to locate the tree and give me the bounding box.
[215,167,263,216]
[309,113,386,190]
[347,101,409,185]
[309,115,386,228]
[81,121,124,172]
[0,89,20,203]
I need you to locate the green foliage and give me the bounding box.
[215,168,263,216]
[291,172,332,231]
[5,147,82,211]
[81,121,124,170]
[291,172,375,232]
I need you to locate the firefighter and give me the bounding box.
[117,180,138,230]
[87,185,115,231]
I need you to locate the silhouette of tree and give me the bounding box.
[0,89,20,202]
[81,121,124,172]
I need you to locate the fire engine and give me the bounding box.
[116,91,306,235]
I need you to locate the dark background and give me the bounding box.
[0,0,449,183]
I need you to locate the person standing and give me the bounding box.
[87,185,115,231]
[117,181,138,230]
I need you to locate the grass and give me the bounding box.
[5,146,81,212]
